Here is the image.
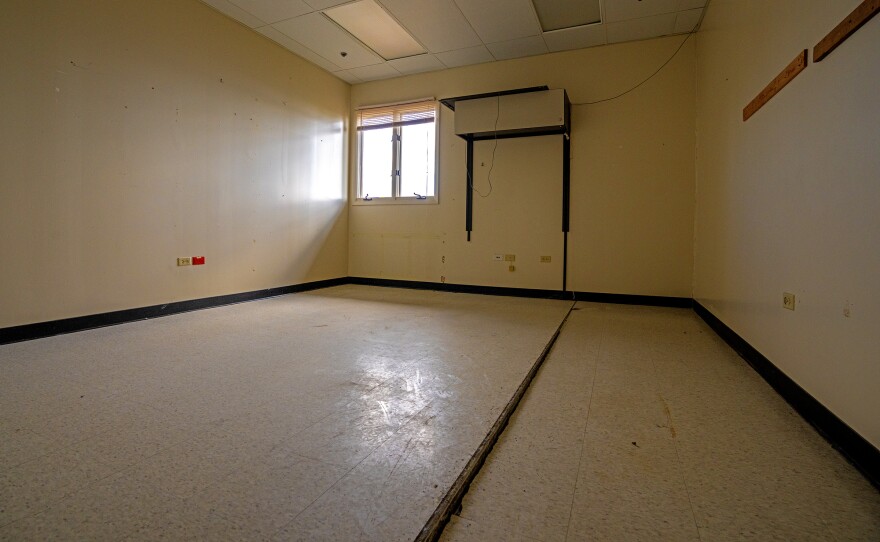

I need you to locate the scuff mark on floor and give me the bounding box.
[658,394,677,439]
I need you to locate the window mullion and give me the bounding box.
[392,125,401,198]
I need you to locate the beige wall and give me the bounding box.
[349,36,696,296]
[694,1,880,446]
[0,0,350,327]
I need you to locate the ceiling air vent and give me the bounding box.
[532,0,602,32]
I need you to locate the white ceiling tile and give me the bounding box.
[606,13,676,43]
[273,12,384,69]
[454,0,541,43]
[387,54,445,75]
[256,26,343,72]
[379,0,481,53]
[674,8,703,34]
[347,63,402,81]
[334,70,364,83]
[435,45,494,67]
[228,0,313,24]
[486,35,548,60]
[201,0,267,27]
[205,0,710,81]
[678,0,707,10]
[604,0,677,23]
[303,0,352,8]
[543,23,605,52]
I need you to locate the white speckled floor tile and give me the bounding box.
[440,514,542,541]
[0,446,116,527]
[277,400,487,542]
[0,424,56,471]
[566,429,699,541]
[0,386,115,437]
[443,302,879,542]
[0,470,175,540]
[120,427,275,499]
[0,286,572,540]
[123,506,246,542]
[4,292,879,541]
[73,404,192,471]
[274,398,426,468]
[191,454,348,539]
[38,396,149,448]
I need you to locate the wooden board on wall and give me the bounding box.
[814,0,880,62]
[743,50,808,122]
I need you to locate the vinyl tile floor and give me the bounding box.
[2,289,878,541]
[0,286,572,541]
[440,302,880,542]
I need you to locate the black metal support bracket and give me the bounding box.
[466,139,474,242]
[562,134,571,291]
[443,86,572,291]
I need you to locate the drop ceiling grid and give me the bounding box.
[199,0,708,82]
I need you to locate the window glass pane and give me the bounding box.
[400,121,435,197]
[360,128,393,198]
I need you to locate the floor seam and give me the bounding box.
[416,301,577,542]
[563,303,604,542]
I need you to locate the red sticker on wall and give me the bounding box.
[192,256,205,265]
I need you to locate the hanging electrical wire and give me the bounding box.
[468,95,500,198]
[571,23,699,106]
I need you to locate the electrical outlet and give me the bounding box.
[508,265,516,272]
[783,292,795,311]
[540,256,551,263]
[504,254,515,262]
[493,254,503,261]
[177,257,191,266]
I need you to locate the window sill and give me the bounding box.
[352,196,438,206]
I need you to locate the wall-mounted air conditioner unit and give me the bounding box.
[448,88,570,140]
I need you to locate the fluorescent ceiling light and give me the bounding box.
[324,0,425,61]
[532,0,601,32]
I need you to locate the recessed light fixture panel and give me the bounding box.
[324,0,425,61]
[533,0,601,32]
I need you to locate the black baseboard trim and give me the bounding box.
[347,277,693,308]
[0,277,348,345]
[693,301,880,489]
[573,290,693,308]
[0,277,690,346]
[347,277,571,299]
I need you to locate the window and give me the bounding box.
[356,100,438,203]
